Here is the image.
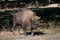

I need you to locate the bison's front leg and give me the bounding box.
[31,29,34,36]
[31,31,34,35]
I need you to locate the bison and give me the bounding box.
[12,9,40,35]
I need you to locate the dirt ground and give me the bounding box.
[0,31,60,40]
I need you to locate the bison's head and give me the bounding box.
[32,14,40,29]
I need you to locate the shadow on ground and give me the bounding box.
[26,31,46,35]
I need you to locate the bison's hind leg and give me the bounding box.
[13,23,17,35]
[18,24,22,35]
